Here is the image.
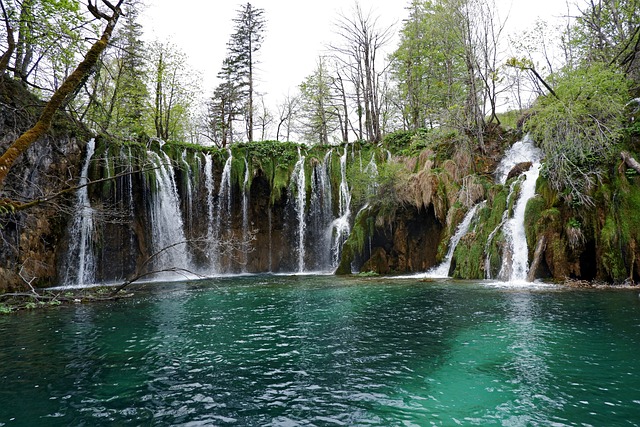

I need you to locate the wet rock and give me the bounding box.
[506,161,532,181]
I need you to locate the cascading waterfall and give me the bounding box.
[203,153,216,269]
[291,149,307,272]
[484,179,519,279]
[212,151,233,271]
[204,154,215,238]
[62,138,97,286]
[59,143,368,280]
[180,150,193,233]
[364,153,379,194]
[425,202,484,278]
[498,162,542,282]
[308,150,334,271]
[329,146,352,268]
[494,137,543,282]
[146,151,191,275]
[241,158,250,271]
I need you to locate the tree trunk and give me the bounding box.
[0,1,15,77]
[621,151,640,174]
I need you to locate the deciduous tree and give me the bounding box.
[330,3,394,143]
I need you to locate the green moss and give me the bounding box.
[449,183,511,279]
[336,207,376,273]
[451,233,487,279]
[357,270,379,277]
[600,212,627,280]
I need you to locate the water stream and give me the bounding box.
[422,201,484,278]
[62,138,97,287]
[495,137,543,282]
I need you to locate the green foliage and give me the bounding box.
[336,208,376,274]
[569,0,640,77]
[390,0,467,131]
[5,0,84,85]
[495,109,521,130]
[349,160,410,225]
[449,183,516,279]
[233,141,303,202]
[383,130,414,153]
[146,41,200,142]
[567,217,581,229]
[526,62,631,207]
[218,3,266,142]
[357,270,379,277]
[0,304,13,314]
[299,57,339,145]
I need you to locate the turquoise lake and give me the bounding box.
[1,275,640,426]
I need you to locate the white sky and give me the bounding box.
[140,0,575,111]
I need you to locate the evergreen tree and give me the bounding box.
[117,2,147,136]
[226,2,266,142]
[208,58,243,147]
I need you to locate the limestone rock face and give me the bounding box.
[361,247,390,274]
[352,205,444,275]
[0,80,88,290]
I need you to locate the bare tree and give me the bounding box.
[329,2,394,143]
[275,92,300,142]
[256,95,273,140]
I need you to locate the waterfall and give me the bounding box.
[291,149,307,272]
[364,153,379,194]
[203,153,216,270]
[204,154,215,239]
[494,137,543,282]
[484,179,519,279]
[495,135,541,184]
[212,151,233,271]
[146,151,191,276]
[241,158,250,271]
[308,150,334,271]
[425,202,484,278]
[329,146,352,268]
[62,138,97,286]
[180,150,193,232]
[268,206,273,272]
[498,163,542,282]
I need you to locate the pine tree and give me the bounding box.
[117,2,147,136]
[226,3,266,142]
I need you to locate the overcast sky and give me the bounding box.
[140,0,574,109]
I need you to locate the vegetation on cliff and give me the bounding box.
[1,0,640,294]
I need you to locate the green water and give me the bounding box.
[1,276,640,426]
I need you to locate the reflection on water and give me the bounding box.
[0,276,640,426]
